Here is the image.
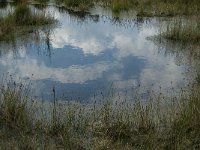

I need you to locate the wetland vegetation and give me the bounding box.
[0,2,56,41]
[52,0,200,16]
[1,80,200,149]
[0,0,200,42]
[0,0,200,149]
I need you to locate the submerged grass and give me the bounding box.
[0,80,200,149]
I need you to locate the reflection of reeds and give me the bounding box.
[1,79,200,149]
[0,4,56,41]
[160,17,200,43]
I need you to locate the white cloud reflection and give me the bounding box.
[49,12,185,89]
[0,9,186,96]
[0,54,120,84]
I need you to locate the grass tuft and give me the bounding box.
[160,16,200,43]
[0,4,56,41]
[0,80,200,149]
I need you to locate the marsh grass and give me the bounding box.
[14,4,55,25]
[54,0,93,11]
[159,16,200,43]
[1,1,200,149]
[52,0,200,17]
[0,16,15,41]
[123,0,200,17]
[0,4,56,41]
[138,0,200,17]
[3,0,200,16]
[0,79,200,149]
[109,0,136,14]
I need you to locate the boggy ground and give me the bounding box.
[1,1,200,149]
[0,80,200,149]
[1,0,200,42]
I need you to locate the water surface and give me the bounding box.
[0,5,188,102]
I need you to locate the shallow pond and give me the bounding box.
[0,5,190,102]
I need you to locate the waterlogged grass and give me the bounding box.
[0,4,56,41]
[137,0,200,17]
[2,0,200,16]
[0,80,200,149]
[54,0,93,11]
[0,16,15,41]
[158,16,200,43]
[53,0,138,13]
[0,2,200,148]
[103,0,200,17]
[103,0,138,14]
[51,0,200,16]
[4,0,199,42]
[15,4,55,25]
